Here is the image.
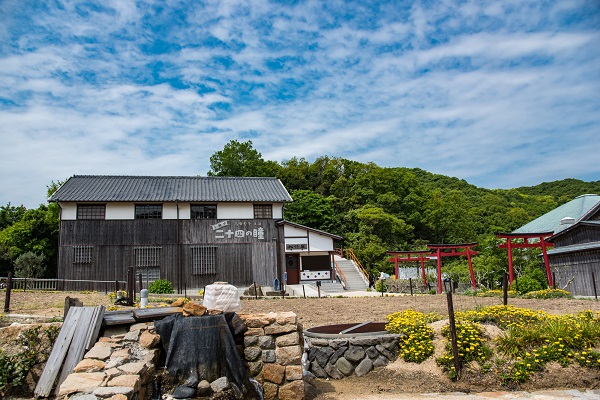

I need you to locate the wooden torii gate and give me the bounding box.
[386,250,431,287]
[427,243,478,294]
[496,232,554,287]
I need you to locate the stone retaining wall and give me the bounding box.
[57,312,304,400]
[305,334,400,379]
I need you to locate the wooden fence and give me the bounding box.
[0,276,127,293]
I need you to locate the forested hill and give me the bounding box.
[515,178,600,204]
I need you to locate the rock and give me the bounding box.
[373,355,389,368]
[73,358,106,373]
[85,342,113,360]
[182,302,207,316]
[276,345,303,365]
[139,330,160,348]
[329,346,348,365]
[244,335,259,347]
[93,386,134,398]
[278,380,305,400]
[335,357,354,376]
[117,361,147,376]
[261,349,276,363]
[262,381,278,400]
[171,297,186,307]
[276,332,300,347]
[172,385,197,398]
[275,312,297,325]
[207,308,223,315]
[247,360,264,376]
[264,323,296,335]
[244,346,262,361]
[110,348,130,360]
[329,339,348,349]
[313,346,334,367]
[366,345,379,359]
[123,329,141,341]
[344,345,366,363]
[243,314,277,328]
[58,372,106,396]
[286,365,303,381]
[107,374,140,391]
[375,344,396,361]
[324,363,344,379]
[197,380,212,396]
[130,322,150,331]
[105,358,125,369]
[258,335,275,349]
[354,358,373,377]
[68,393,97,400]
[210,376,230,393]
[107,394,128,400]
[262,363,286,384]
[310,360,327,379]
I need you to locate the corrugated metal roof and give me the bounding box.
[513,194,600,234]
[546,241,600,255]
[49,175,293,203]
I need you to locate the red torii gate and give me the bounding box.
[427,243,478,294]
[496,232,554,287]
[387,250,431,287]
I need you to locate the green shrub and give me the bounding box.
[511,275,544,294]
[148,279,174,294]
[0,325,59,396]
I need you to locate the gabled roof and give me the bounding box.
[546,240,600,256]
[513,194,600,235]
[49,175,293,203]
[277,220,343,241]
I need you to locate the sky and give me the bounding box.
[1,0,599,209]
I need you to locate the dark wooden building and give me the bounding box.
[49,175,340,292]
[510,194,600,296]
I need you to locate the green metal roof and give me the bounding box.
[513,194,600,234]
[546,241,600,256]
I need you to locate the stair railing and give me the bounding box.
[340,248,369,285]
[333,259,348,290]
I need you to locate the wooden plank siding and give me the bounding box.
[551,250,600,296]
[552,224,600,247]
[57,219,281,291]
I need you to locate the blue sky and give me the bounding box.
[1,0,599,209]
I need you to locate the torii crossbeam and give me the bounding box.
[427,243,478,294]
[496,232,554,287]
[386,250,431,287]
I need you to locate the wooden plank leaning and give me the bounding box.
[84,305,105,352]
[34,306,84,398]
[55,306,102,395]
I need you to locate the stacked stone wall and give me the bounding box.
[56,312,304,400]
[305,334,400,379]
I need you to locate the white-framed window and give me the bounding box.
[73,246,93,264]
[191,246,217,275]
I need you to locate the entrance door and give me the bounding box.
[285,254,300,284]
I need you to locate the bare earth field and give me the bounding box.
[2,291,600,399]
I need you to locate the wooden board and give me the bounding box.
[34,306,83,397]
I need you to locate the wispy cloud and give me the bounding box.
[1,0,599,207]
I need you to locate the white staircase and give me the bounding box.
[334,256,369,291]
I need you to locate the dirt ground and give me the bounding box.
[2,291,600,398]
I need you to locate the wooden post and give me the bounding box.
[502,273,508,306]
[302,285,306,298]
[138,273,143,293]
[592,271,598,301]
[507,238,514,284]
[4,272,13,313]
[436,249,443,294]
[552,272,557,289]
[253,282,258,300]
[409,278,413,296]
[446,290,461,378]
[115,280,119,294]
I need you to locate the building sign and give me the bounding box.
[212,220,265,241]
[286,243,308,251]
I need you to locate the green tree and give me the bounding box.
[0,203,26,230]
[208,140,280,177]
[14,251,45,278]
[284,190,337,233]
[344,205,413,248]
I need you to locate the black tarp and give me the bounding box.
[155,313,260,399]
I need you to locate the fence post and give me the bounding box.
[552,272,557,290]
[446,290,461,378]
[409,278,413,296]
[4,272,13,313]
[592,271,598,301]
[503,273,508,306]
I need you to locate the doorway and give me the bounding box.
[285,254,300,284]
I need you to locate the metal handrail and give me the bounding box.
[343,248,370,284]
[333,260,348,289]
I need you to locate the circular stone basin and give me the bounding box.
[304,322,388,338]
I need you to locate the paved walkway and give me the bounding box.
[349,390,600,399]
